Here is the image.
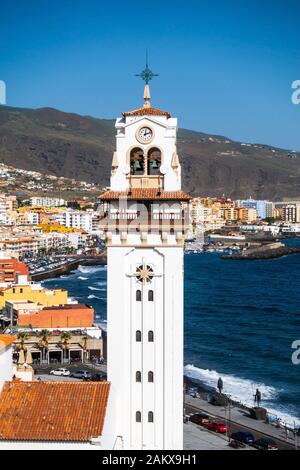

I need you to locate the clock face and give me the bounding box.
[138,127,153,142]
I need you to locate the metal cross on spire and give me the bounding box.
[135,51,159,85]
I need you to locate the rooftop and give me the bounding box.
[123,107,171,118]
[0,381,110,442]
[42,304,92,311]
[0,335,16,350]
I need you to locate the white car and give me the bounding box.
[49,368,70,376]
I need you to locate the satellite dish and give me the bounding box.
[160,165,168,175]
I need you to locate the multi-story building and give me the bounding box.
[0,282,68,309]
[30,197,66,208]
[12,303,94,329]
[236,198,273,220]
[0,258,29,284]
[0,195,18,213]
[282,204,300,223]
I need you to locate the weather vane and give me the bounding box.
[135,51,159,85]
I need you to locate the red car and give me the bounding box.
[206,421,228,433]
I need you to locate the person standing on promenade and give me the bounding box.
[254,388,262,407]
[217,377,223,394]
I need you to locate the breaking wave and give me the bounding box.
[88,294,101,300]
[184,364,300,427]
[78,265,106,274]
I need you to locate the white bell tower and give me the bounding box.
[100,63,191,450]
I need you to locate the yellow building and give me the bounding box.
[0,283,68,309]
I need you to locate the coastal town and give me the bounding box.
[0,185,299,450]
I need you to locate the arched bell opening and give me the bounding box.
[147,148,161,175]
[130,147,144,175]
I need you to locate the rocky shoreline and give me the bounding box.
[222,243,300,260]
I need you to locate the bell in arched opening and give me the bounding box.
[130,148,144,175]
[147,148,161,175]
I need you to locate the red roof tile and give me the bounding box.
[99,189,192,201]
[123,107,171,118]
[0,381,110,442]
[0,335,17,351]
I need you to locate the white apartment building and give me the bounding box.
[282,204,300,223]
[30,197,66,208]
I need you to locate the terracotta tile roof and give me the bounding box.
[0,335,17,351]
[0,381,110,442]
[123,107,171,118]
[99,189,192,201]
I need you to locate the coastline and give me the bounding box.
[30,254,107,281]
[222,244,300,260]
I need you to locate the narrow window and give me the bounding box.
[148,371,154,383]
[148,330,154,342]
[136,290,142,302]
[136,330,142,342]
[136,411,142,423]
[136,371,141,382]
[148,290,154,302]
[148,411,154,423]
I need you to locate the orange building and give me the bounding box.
[0,259,29,284]
[17,303,94,328]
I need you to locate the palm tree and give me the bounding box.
[80,335,89,363]
[59,331,72,364]
[17,332,29,351]
[37,329,52,363]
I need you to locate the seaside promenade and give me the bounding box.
[185,395,298,450]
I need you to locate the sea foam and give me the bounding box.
[184,364,300,427]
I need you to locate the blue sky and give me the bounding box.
[1,0,300,150]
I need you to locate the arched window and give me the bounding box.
[147,148,161,175]
[136,290,142,302]
[130,148,144,175]
[148,371,154,383]
[136,411,142,423]
[148,290,154,301]
[136,330,142,342]
[136,371,141,382]
[148,330,154,342]
[148,411,154,423]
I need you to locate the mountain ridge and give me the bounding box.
[0,105,299,200]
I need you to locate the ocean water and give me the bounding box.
[44,243,300,427]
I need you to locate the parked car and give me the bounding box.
[91,372,107,382]
[253,438,278,450]
[206,421,228,433]
[230,431,254,445]
[71,370,92,379]
[49,368,70,376]
[189,413,211,426]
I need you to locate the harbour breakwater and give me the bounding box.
[222,242,300,260]
[31,254,107,281]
